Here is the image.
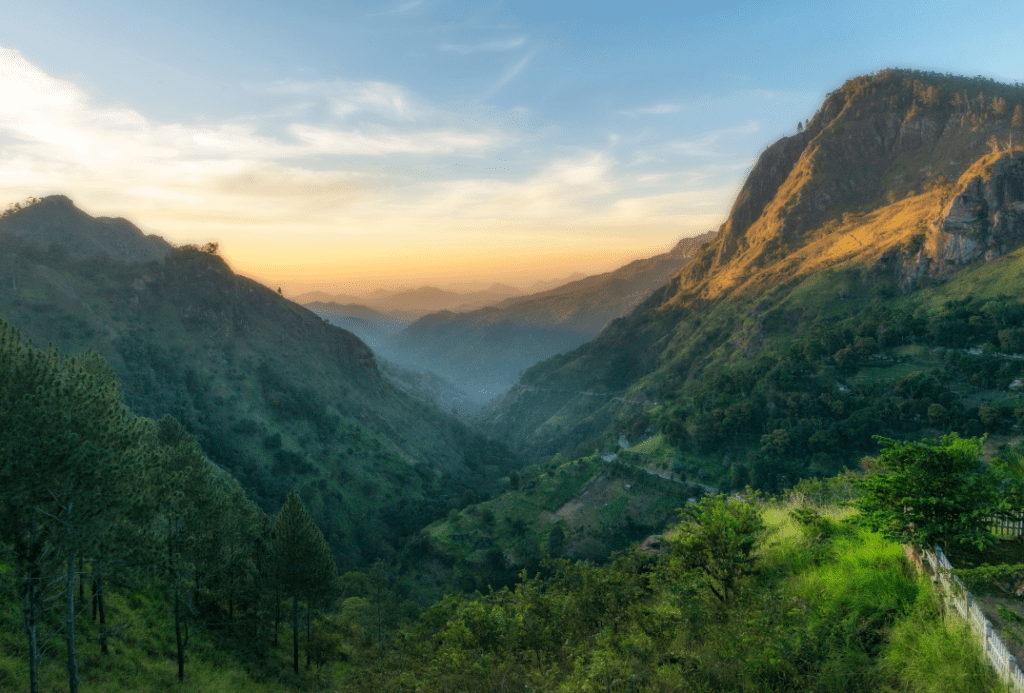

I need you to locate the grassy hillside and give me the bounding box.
[421,450,705,590]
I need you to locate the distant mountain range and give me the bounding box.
[294,283,525,320]
[300,234,714,403]
[386,232,715,401]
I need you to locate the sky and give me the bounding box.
[1,0,1022,295]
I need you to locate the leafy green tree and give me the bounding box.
[670,495,765,604]
[855,434,998,551]
[269,491,337,674]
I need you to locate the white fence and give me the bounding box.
[925,545,1024,691]
[990,514,1024,538]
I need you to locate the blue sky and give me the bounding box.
[1,0,1021,293]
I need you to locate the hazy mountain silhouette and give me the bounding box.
[385,231,716,402]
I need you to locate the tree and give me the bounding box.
[855,434,998,551]
[269,491,337,674]
[670,495,765,604]
[148,416,219,683]
[548,522,566,557]
[1013,104,1024,130]
[0,323,152,693]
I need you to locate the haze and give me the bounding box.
[1,0,1021,293]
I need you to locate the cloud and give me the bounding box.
[485,51,537,97]
[269,79,420,120]
[288,124,500,155]
[440,37,527,54]
[670,120,761,156]
[620,103,686,116]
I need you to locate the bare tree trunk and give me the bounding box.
[305,603,311,669]
[65,552,80,693]
[91,578,98,621]
[78,557,85,601]
[292,594,299,675]
[274,589,280,646]
[24,564,39,693]
[174,589,185,682]
[97,575,108,654]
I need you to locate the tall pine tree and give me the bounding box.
[0,322,151,693]
[269,491,337,675]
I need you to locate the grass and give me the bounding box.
[880,583,1003,693]
[0,577,314,693]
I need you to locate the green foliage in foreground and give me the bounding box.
[331,498,999,693]
[855,434,1001,551]
[1,489,1001,692]
[0,320,337,692]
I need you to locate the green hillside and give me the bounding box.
[482,69,1024,490]
[0,196,520,570]
[421,450,705,590]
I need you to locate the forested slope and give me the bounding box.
[482,70,1024,490]
[0,196,519,569]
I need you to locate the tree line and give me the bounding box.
[0,319,337,692]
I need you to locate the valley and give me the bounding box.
[6,68,1024,692]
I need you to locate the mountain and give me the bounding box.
[302,300,410,354]
[481,69,1024,489]
[526,272,588,293]
[296,283,522,320]
[291,289,368,305]
[387,231,716,402]
[0,195,519,568]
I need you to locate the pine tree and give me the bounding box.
[269,491,337,674]
[0,322,152,693]
[1014,104,1024,130]
[148,416,217,683]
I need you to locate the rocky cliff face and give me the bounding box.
[901,152,1024,289]
[674,70,1024,302]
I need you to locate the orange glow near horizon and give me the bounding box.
[154,214,706,294]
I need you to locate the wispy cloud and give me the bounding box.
[620,103,687,116]
[288,124,500,155]
[485,51,537,97]
[670,120,761,156]
[440,37,527,54]
[371,0,423,15]
[269,79,420,121]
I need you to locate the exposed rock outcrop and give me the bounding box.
[902,152,1024,289]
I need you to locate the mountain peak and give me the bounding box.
[672,69,1024,302]
[0,194,171,263]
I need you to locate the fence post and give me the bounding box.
[985,622,992,657]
